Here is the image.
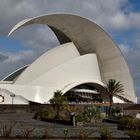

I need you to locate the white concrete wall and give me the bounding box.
[0,43,103,104]
[0,81,105,104]
[29,54,101,87]
[113,96,125,103]
[0,53,102,104]
[0,88,28,104]
[0,84,60,104]
[15,42,80,84]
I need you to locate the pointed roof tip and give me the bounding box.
[8,18,32,36]
[8,30,13,36]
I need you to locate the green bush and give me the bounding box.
[75,113,87,122]
[111,107,121,117]
[118,116,140,131]
[127,130,140,140]
[99,125,112,140]
[63,128,69,139]
[75,106,102,123]
[84,106,101,122]
[133,119,140,130]
[77,129,93,139]
[34,108,50,120]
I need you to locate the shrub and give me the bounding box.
[118,116,140,131]
[0,123,15,137]
[20,128,35,138]
[77,129,93,140]
[75,113,87,123]
[111,107,121,117]
[99,125,112,140]
[59,111,70,121]
[127,130,140,140]
[41,128,52,139]
[133,119,140,130]
[75,105,102,123]
[118,116,134,130]
[64,128,69,139]
[84,105,101,122]
[34,108,50,120]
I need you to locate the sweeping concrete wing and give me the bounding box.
[7,14,136,103]
[29,53,101,87]
[14,42,80,84]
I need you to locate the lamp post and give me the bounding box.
[70,112,75,126]
[10,94,15,110]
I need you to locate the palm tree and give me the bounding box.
[50,90,67,119]
[105,79,124,116]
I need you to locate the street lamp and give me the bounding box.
[10,94,15,110]
[70,112,75,126]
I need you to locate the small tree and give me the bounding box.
[105,79,124,116]
[49,90,67,119]
[84,106,101,122]
[111,106,121,117]
[99,125,112,140]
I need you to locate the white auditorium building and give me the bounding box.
[0,14,136,104]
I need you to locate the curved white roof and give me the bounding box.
[15,42,80,84]
[29,53,101,87]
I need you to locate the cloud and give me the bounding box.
[0,49,38,79]
[5,50,36,64]
[0,0,140,100]
[11,24,59,54]
[0,54,8,62]
[119,44,129,53]
[0,0,139,34]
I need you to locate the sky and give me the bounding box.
[0,0,140,101]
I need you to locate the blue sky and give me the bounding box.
[128,0,140,12]
[0,0,140,101]
[0,36,25,52]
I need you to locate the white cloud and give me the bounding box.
[119,44,129,53]
[0,53,8,62]
[0,50,38,79]
[5,50,36,63]
[0,0,140,34]
[110,13,129,30]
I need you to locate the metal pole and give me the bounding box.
[12,97,13,110]
[10,94,15,110]
[73,115,75,127]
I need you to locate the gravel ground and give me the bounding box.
[0,112,129,138]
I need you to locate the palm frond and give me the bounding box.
[106,79,124,97]
[49,90,67,106]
